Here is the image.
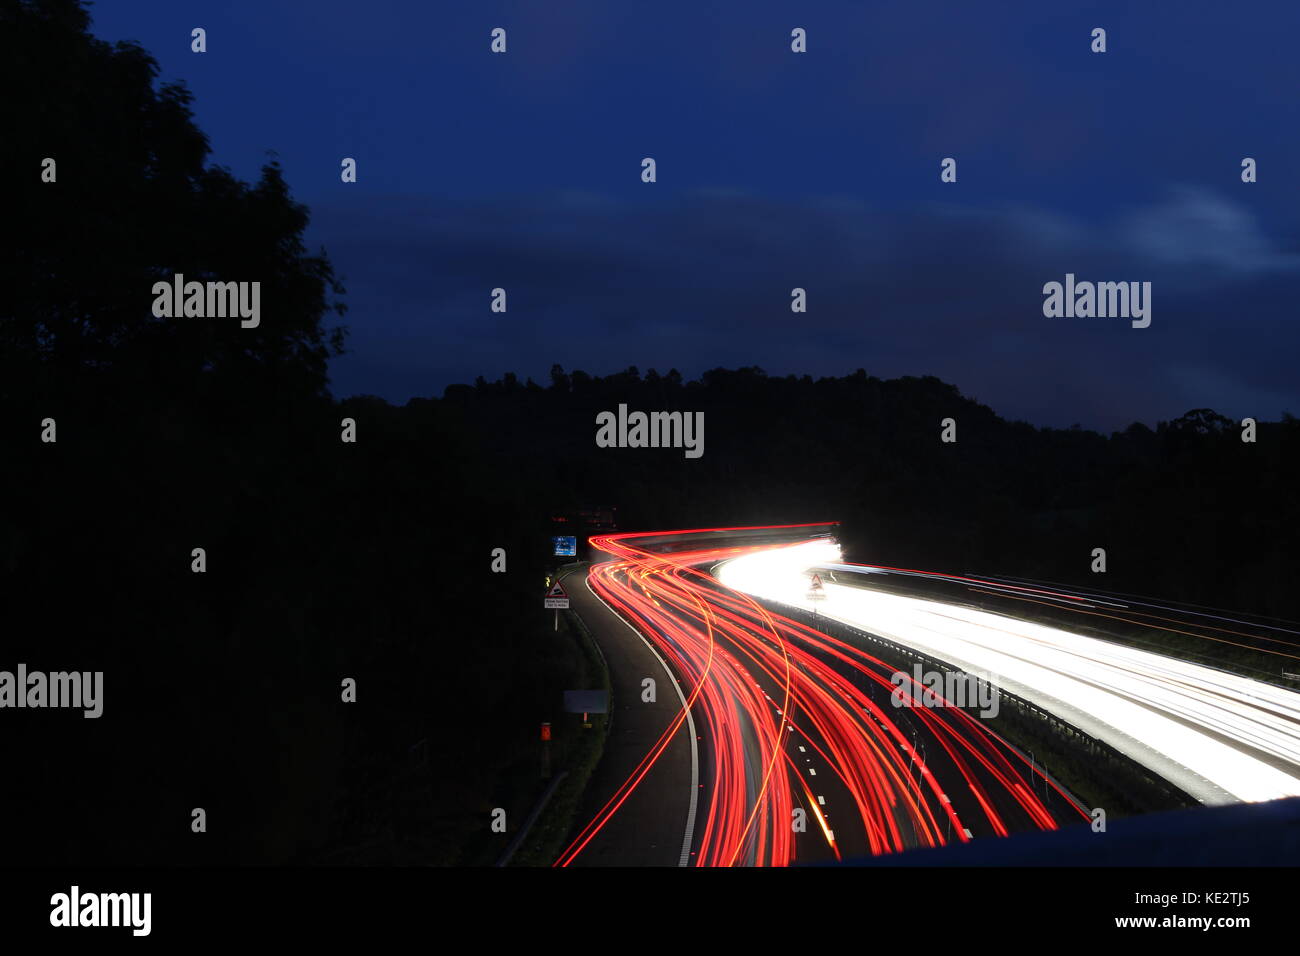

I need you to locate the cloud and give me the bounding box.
[1120,186,1300,277]
[307,187,1300,430]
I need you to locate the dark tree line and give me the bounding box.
[1,0,555,865]
[447,365,1299,625]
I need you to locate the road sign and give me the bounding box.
[544,580,570,609]
[807,573,826,601]
[563,690,609,714]
[552,535,577,557]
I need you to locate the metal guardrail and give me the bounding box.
[494,771,570,867]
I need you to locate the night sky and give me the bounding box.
[88,1,1300,430]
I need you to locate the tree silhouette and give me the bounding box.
[2,0,346,412]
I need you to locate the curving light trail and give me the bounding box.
[719,539,1300,805]
[556,525,1087,867]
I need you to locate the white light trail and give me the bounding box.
[719,541,1300,804]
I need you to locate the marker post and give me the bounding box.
[807,572,826,623]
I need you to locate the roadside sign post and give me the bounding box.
[544,580,570,631]
[540,721,552,779]
[562,690,607,731]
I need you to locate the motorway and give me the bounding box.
[556,525,1090,867]
[560,567,695,866]
[719,539,1300,806]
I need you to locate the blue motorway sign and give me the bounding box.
[552,535,577,557]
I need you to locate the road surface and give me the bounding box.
[557,525,1089,866]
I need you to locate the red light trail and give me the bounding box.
[555,525,1088,866]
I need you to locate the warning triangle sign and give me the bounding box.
[547,581,568,598]
[809,573,823,590]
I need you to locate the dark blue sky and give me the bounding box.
[89,1,1300,429]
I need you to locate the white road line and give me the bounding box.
[585,572,699,867]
